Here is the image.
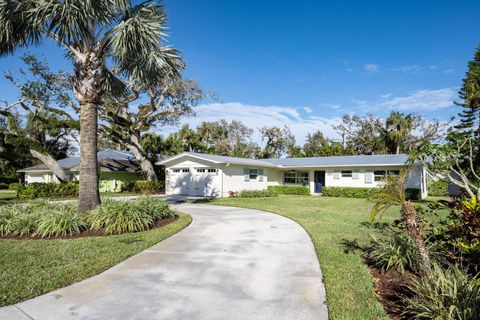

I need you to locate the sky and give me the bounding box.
[1,0,479,144]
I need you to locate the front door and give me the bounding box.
[314,171,325,193]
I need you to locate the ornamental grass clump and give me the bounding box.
[35,204,87,238]
[0,205,39,236]
[402,264,480,320]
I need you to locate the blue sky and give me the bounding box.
[1,0,479,143]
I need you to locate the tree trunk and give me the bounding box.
[401,201,432,276]
[30,149,69,183]
[78,102,100,212]
[127,135,158,181]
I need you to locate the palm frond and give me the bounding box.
[369,171,408,221]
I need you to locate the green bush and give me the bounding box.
[428,179,448,196]
[403,264,480,320]
[16,182,79,199]
[405,188,421,201]
[267,185,310,195]
[322,186,379,198]
[0,183,9,190]
[122,180,165,194]
[88,197,173,234]
[8,183,21,191]
[366,233,423,273]
[34,204,87,237]
[239,189,278,198]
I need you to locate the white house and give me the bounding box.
[157,152,428,198]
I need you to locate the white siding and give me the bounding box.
[221,165,281,197]
[25,173,45,184]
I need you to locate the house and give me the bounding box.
[18,150,143,192]
[157,152,428,199]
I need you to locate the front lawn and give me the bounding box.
[210,195,398,320]
[0,213,191,306]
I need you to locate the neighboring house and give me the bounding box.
[18,150,143,192]
[157,152,429,199]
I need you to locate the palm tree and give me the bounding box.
[369,171,432,276]
[0,1,182,211]
[385,112,415,154]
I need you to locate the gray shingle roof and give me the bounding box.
[157,152,410,168]
[18,150,138,172]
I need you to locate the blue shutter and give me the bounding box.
[333,170,341,179]
[244,168,250,181]
[258,169,264,182]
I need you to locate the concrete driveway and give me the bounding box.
[1,204,328,320]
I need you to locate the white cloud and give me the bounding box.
[319,103,342,110]
[379,88,456,111]
[364,64,379,73]
[392,65,423,74]
[303,106,313,113]
[158,102,341,145]
[443,68,455,74]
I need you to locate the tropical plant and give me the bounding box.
[35,204,87,237]
[402,264,480,320]
[0,0,182,211]
[369,172,432,276]
[133,196,175,221]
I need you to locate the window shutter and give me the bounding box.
[244,168,250,181]
[352,170,360,179]
[365,171,373,184]
[333,170,340,179]
[258,169,264,182]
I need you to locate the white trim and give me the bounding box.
[157,153,223,165]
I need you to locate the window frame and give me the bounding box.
[341,170,353,178]
[283,170,309,186]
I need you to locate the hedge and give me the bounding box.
[267,185,310,195]
[122,180,165,194]
[16,182,79,199]
[239,189,278,198]
[322,186,379,198]
[428,179,448,196]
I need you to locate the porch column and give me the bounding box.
[309,170,315,195]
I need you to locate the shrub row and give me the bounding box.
[428,179,449,196]
[16,182,79,199]
[322,186,379,198]
[238,189,278,198]
[267,185,310,195]
[0,197,175,238]
[122,180,165,194]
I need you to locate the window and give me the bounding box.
[249,169,258,180]
[284,171,309,185]
[374,170,386,182]
[182,169,190,173]
[172,169,181,173]
[341,170,352,178]
[387,170,400,176]
[197,168,206,173]
[207,168,217,173]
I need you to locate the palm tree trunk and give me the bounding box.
[401,201,432,276]
[78,102,100,212]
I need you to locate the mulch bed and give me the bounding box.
[368,264,414,320]
[0,215,178,241]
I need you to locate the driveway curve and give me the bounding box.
[1,204,328,320]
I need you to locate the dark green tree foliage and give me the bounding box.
[303,130,344,157]
[449,45,480,168]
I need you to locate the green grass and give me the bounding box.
[209,195,399,320]
[0,213,191,306]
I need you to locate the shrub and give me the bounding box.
[322,186,379,198]
[16,182,79,199]
[35,204,87,237]
[239,189,278,198]
[88,198,173,234]
[0,183,9,190]
[0,205,39,236]
[366,233,423,273]
[267,185,310,195]
[122,180,165,194]
[428,179,449,197]
[403,264,480,320]
[8,182,21,191]
[405,188,421,201]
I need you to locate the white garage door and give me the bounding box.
[192,168,219,197]
[170,168,191,195]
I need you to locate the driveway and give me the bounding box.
[1,204,328,320]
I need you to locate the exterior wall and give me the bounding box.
[99,172,143,192]
[25,172,59,184]
[164,155,282,197]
